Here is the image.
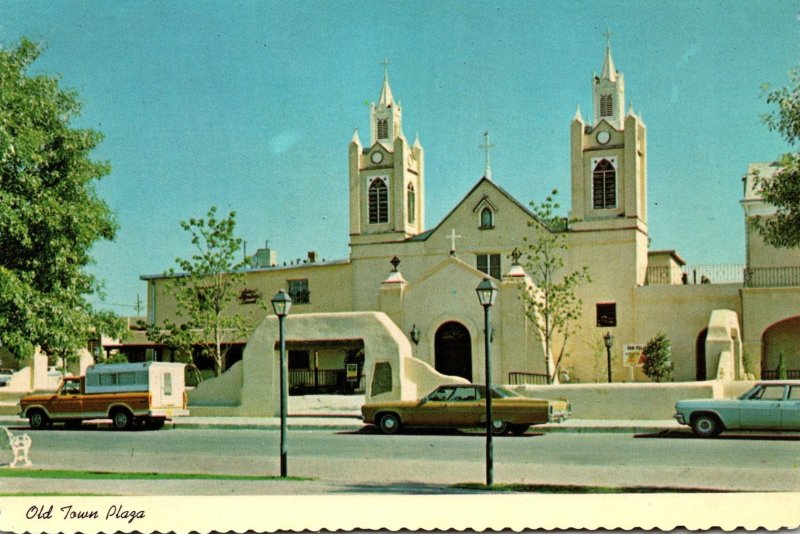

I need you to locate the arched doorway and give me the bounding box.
[762,316,800,378]
[434,322,472,381]
[696,329,708,381]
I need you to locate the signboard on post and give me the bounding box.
[624,344,646,368]
[346,363,358,379]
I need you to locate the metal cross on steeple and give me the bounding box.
[446,229,462,255]
[603,28,613,48]
[380,57,390,79]
[479,131,495,180]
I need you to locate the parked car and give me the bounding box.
[0,368,13,387]
[675,381,800,438]
[362,383,571,435]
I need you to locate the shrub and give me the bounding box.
[642,332,673,383]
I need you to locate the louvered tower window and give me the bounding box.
[369,178,389,223]
[377,118,389,139]
[592,159,616,209]
[407,183,415,224]
[600,94,613,117]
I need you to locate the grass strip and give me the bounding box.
[452,483,735,493]
[0,469,310,481]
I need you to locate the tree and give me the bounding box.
[520,189,590,384]
[0,38,122,363]
[777,351,788,380]
[144,207,258,376]
[751,69,800,248]
[642,332,673,383]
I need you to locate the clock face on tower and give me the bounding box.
[596,130,610,145]
[371,151,384,164]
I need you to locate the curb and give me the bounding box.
[0,417,676,434]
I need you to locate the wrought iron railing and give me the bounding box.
[745,267,800,288]
[508,371,549,385]
[289,369,364,394]
[645,264,745,286]
[761,369,800,380]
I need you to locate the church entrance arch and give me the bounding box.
[762,316,800,379]
[434,322,472,381]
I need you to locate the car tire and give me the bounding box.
[691,414,721,438]
[509,424,529,436]
[28,410,49,430]
[111,409,134,431]
[378,413,401,434]
[491,420,509,435]
[146,418,166,431]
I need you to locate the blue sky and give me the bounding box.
[1,1,797,315]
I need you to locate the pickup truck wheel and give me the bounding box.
[28,410,48,430]
[691,413,722,438]
[111,409,133,430]
[146,418,166,430]
[377,413,401,434]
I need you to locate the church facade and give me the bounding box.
[137,44,799,393]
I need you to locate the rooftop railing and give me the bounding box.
[645,264,745,286]
[745,267,800,288]
[644,264,800,288]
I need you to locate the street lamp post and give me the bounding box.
[604,331,614,383]
[476,277,498,487]
[271,289,292,477]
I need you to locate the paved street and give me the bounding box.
[3,425,800,494]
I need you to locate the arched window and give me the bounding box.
[407,183,415,224]
[480,207,494,229]
[600,94,613,117]
[377,118,389,140]
[369,178,389,224]
[592,159,616,209]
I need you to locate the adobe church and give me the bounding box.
[134,43,800,407]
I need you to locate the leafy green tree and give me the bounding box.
[520,189,590,384]
[752,70,800,248]
[145,207,258,376]
[642,332,673,383]
[777,351,788,380]
[0,38,122,364]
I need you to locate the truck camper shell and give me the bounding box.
[84,361,186,396]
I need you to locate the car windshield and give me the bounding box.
[739,385,762,400]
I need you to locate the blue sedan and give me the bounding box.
[675,381,800,438]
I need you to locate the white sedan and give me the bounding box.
[675,381,800,438]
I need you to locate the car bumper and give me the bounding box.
[149,408,190,418]
[674,413,686,425]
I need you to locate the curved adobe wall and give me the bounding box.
[239,311,466,417]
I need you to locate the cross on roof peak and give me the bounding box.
[446,229,462,255]
[479,131,495,180]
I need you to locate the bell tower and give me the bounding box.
[349,62,425,246]
[570,39,647,232]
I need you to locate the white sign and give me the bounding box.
[623,344,646,368]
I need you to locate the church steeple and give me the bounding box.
[593,35,625,129]
[371,59,403,144]
[350,62,424,246]
[571,37,647,233]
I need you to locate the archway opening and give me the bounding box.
[761,316,800,379]
[696,328,708,381]
[434,321,472,381]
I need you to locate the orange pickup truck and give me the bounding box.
[19,362,189,430]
